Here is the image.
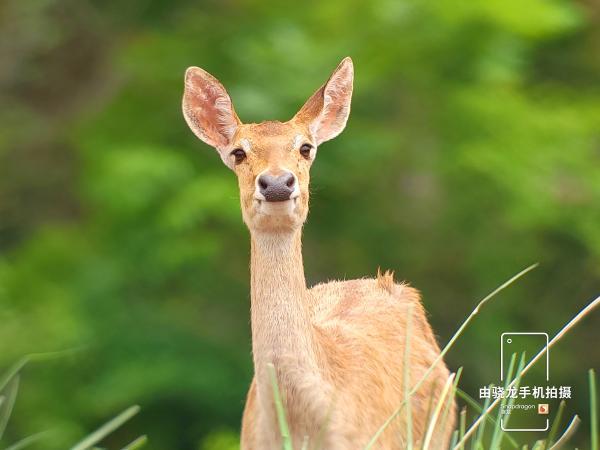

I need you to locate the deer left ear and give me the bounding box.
[294,57,354,145]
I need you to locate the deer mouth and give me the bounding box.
[254,196,299,216]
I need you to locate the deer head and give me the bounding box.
[182,58,354,233]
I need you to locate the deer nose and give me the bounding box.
[257,171,296,202]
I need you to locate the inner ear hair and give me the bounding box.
[182,66,241,150]
[293,57,354,145]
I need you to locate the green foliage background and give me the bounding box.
[0,0,598,448]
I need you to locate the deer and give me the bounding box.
[182,57,456,449]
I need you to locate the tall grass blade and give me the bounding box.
[5,431,51,450]
[0,375,20,440]
[459,407,466,450]
[548,415,580,450]
[422,373,455,450]
[490,353,525,449]
[454,294,600,448]
[472,395,490,450]
[0,359,29,394]
[267,363,293,450]
[120,435,147,450]
[532,441,545,450]
[71,405,140,450]
[450,430,459,449]
[454,389,518,448]
[489,353,517,449]
[0,349,81,393]
[545,400,566,448]
[422,380,439,443]
[364,264,538,449]
[439,367,463,444]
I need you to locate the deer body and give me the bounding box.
[182,58,455,449]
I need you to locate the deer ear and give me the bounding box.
[294,57,354,145]
[182,67,241,150]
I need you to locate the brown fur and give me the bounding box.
[182,58,456,449]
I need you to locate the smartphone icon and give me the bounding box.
[500,332,550,432]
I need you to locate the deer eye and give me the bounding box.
[299,143,313,159]
[230,148,246,164]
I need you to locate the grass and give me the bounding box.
[0,354,145,450]
[268,363,293,450]
[264,265,600,450]
[1,265,598,449]
[71,406,143,450]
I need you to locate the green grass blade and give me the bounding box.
[450,430,459,449]
[472,394,490,450]
[546,400,566,448]
[422,380,439,442]
[489,353,518,449]
[422,373,455,450]
[267,364,293,450]
[71,405,140,450]
[590,369,598,450]
[0,349,81,393]
[5,431,51,450]
[531,440,545,450]
[454,388,518,448]
[0,359,28,394]
[439,367,463,443]
[120,435,147,450]
[494,353,526,449]
[548,415,580,449]
[0,375,20,440]
[459,407,467,450]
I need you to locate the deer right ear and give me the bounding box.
[182,67,241,151]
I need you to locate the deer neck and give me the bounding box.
[249,228,322,398]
